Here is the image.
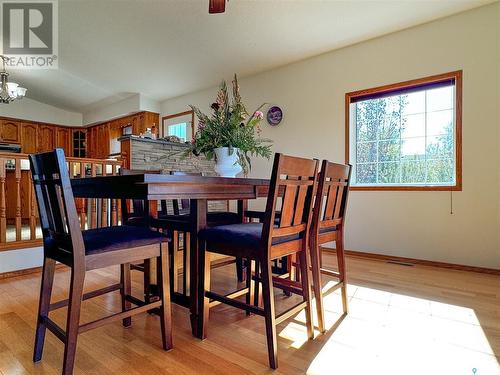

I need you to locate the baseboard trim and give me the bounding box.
[0,257,236,280]
[0,263,66,280]
[2,251,497,280]
[321,247,500,276]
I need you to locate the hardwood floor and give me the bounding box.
[0,254,498,374]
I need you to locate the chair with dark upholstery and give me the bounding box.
[119,168,164,304]
[31,150,172,375]
[119,169,244,302]
[308,160,352,333]
[197,153,318,369]
[153,171,244,298]
[243,210,290,276]
[119,168,163,227]
[270,160,352,333]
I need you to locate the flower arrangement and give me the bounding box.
[185,74,273,175]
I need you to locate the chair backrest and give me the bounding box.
[262,153,319,256]
[312,160,351,235]
[30,149,85,263]
[170,171,202,215]
[119,168,162,218]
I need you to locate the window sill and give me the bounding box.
[350,185,462,191]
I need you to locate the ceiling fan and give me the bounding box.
[209,0,227,14]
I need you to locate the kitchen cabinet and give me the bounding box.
[21,123,38,153]
[38,125,56,152]
[97,124,110,158]
[72,129,86,157]
[0,110,159,158]
[0,120,21,143]
[38,125,55,152]
[86,126,96,158]
[55,126,72,155]
[87,124,110,159]
[144,111,159,132]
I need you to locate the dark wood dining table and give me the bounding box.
[71,173,270,337]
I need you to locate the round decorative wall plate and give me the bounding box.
[266,106,283,126]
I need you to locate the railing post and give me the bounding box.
[111,164,117,226]
[0,159,6,243]
[79,162,87,230]
[0,155,122,252]
[29,171,37,240]
[15,160,21,241]
[100,164,108,227]
[90,163,97,229]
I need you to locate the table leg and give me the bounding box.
[189,198,207,338]
[237,199,248,223]
[147,200,158,286]
[236,199,248,282]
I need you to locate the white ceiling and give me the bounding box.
[11,0,494,112]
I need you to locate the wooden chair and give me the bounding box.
[119,168,164,305]
[119,168,164,227]
[119,169,243,300]
[197,153,318,369]
[31,150,172,375]
[309,160,352,333]
[154,171,244,297]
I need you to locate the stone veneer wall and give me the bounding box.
[129,137,217,175]
[126,136,225,211]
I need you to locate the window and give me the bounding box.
[167,122,187,141]
[346,71,462,191]
[162,110,195,141]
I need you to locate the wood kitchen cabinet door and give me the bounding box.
[38,125,56,152]
[21,123,38,153]
[144,111,159,130]
[0,120,21,143]
[137,113,147,134]
[86,126,97,158]
[97,124,110,158]
[55,127,71,155]
[72,129,86,157]
[131,115,140,135]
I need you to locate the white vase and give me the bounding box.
[214,147,242,177]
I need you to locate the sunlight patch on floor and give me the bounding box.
[276,283,499,375]
[278,281,354,348]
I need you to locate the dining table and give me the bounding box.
[71,173,270,338]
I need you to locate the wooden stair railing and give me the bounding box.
[0,152,122,252]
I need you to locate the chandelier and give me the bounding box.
[0,55,27,103]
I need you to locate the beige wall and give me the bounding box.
[82,94,161,125]
[161,4,500,269]
[0,97,82,125]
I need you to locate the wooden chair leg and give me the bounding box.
[158,243,173,350]
[184,232,191,296]
[336,229,348,314]
[120,263,131,327]
[245,260,255,316]
[261,260,278,369]
[292,254,300,283]
[169,231,179,294]
[309,237,326,333]
[143,259,151,303]
[298,250,314,340]
[283,255,294,296]
[33,258,56,362]
[253,261,260,308]
[197,239,211,340]
[62,269,85,375]
[236,257,245,282]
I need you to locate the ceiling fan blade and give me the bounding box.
[209,0,225,14]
